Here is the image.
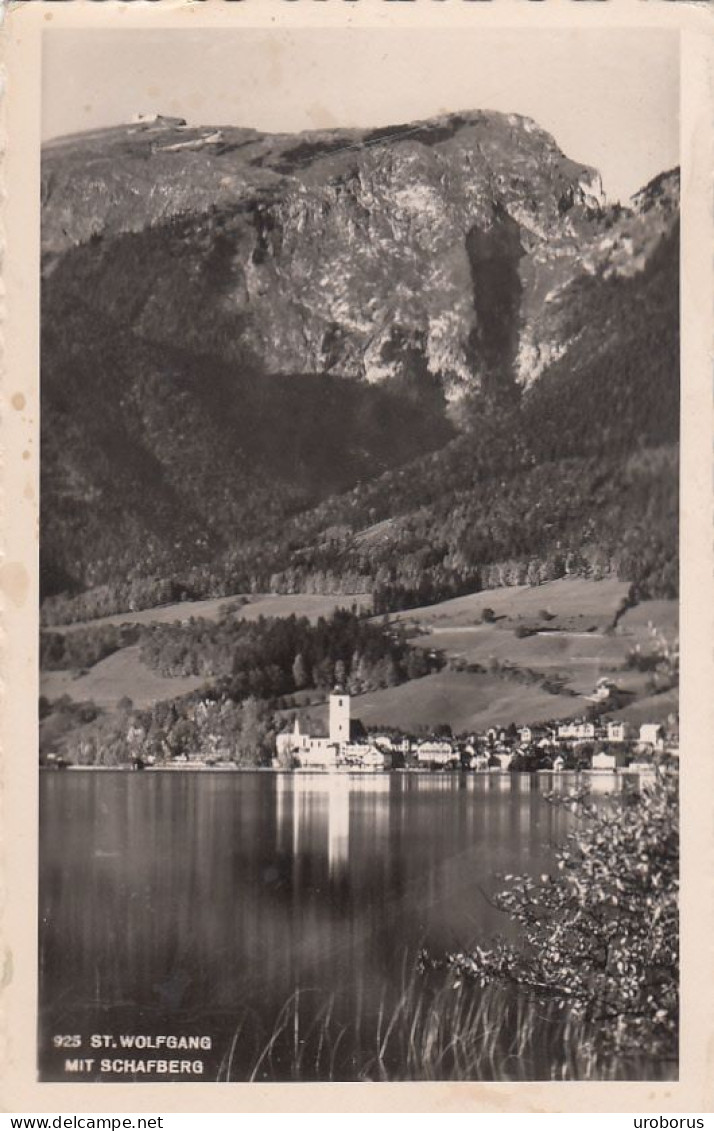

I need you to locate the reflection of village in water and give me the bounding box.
[275,768,631,884]
[277,774,389,880]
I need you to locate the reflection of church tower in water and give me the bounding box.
[327,778,350,879]
[329,686,350,746]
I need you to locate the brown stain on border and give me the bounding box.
[1,948,13,991]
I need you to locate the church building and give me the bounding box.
[276,687,389,771]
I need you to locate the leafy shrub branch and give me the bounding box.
[445,777,678,1061]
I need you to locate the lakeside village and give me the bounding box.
[275,687,679,775]
[46,683,679,776]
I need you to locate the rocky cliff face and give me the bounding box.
[42,110,675,404]
[40,111,679,600]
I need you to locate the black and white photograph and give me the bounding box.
[32,20,683,1089]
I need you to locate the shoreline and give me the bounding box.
[41,764,662,777]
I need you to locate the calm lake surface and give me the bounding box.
[39,771,632,1082]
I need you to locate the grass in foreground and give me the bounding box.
[216,970,676,1083]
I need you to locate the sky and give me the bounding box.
[43,27,679,203]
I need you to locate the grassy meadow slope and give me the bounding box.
[53,592,372,636]
[297,671,581,734]
[389,578,636,697]
[388,576,630,629]
[41,646,210,711]
[282,578,679,734]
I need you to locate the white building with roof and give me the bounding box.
[415,740,458,768]
[557,721,596,742]
[276,688,387,771]
[591,751,617,772]
[639,723,665,749]
[607,721,632,743]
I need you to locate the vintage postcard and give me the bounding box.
[1,0,713,1113]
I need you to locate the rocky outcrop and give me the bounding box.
[42,111,677,405]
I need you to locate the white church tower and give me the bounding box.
[329,686,350,746]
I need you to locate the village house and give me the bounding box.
[519,724,552,747]
[415,740,458,769]
[470,751,490,771]
[606,720,633,743]
[556,722,576,740]
[629,759,657,775]
[557,720,596,742]
[371,734,411,756]
[341,744,390,770]
[639,723,665,748]
[492,749,513,771]
[591,751,617,772]
[130,112,188,128]
[587,677,619,705]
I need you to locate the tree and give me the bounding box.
[526,560,541,587]
[446,777,678,1062]
[313,656,335,690]
[406,648,429,680]
[291,652,309,690]
[166,717,196,758]
[238,696,274,766]
[376,655,399,688]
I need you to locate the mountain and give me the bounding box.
[43,111,611,398]
[40,112,679,612]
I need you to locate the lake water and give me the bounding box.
[39,770,638,1082]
